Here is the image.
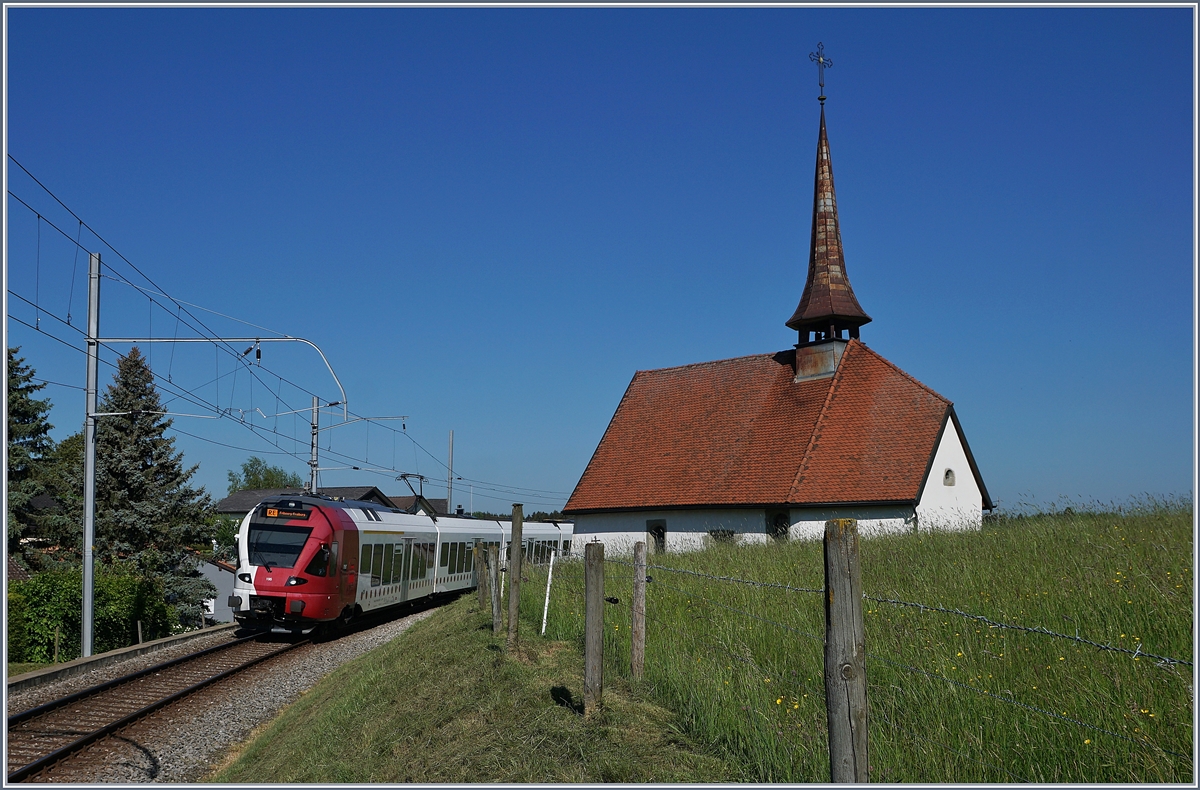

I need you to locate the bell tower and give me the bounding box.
[786,44,871,381]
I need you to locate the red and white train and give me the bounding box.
[228,494,573,634]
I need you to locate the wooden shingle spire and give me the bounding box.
[786,106,871,342]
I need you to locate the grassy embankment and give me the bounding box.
[536,501,1193,782]
[8,662,52,677]
[210,501,1192,783]
[208,596,739,782]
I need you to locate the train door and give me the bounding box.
[341,528,359,608]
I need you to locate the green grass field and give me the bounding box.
[208,597,738,783]
[532,501,1193,783]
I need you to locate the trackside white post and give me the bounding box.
[541,549,557,635]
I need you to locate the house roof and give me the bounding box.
[564,340,991,513]
[8,556,30,581]
[786,106,871,335]
[388,496,449,516]
[215,486,396,514]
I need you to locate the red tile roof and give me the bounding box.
[8,556,31,581]
[565,340,973,513]
[789,341,950,504]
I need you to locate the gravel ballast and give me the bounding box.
[11,608,437,783]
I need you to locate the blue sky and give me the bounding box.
[5,7,1194,513]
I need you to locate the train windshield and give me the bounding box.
[247,525,312,570]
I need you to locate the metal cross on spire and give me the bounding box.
[809,42,832,104]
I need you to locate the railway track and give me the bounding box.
[7,634,308,783]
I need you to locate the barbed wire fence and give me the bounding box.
[527,535,1192,782]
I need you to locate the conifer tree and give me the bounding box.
[94,347,216,626]
[7,347,55,564]
[34,431,85,568]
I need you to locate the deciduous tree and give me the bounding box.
[226,456,303,494]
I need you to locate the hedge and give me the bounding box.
[7,566,176,663]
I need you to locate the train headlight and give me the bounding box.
[286,576,307,586]
[237,573,251,583]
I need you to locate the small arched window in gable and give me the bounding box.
[943,468,956,486]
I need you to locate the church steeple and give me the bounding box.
[785,103,871,344]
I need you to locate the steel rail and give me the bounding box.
[7,638,309,783]
[7,634,257,727]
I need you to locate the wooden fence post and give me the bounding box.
[506,504,524,652]
[474,546,486,608]
[584,541,604,716]
[137,620,143,644]
[489,544,502,635]
[631,540,646,679]
[54,626,60,664]
[824,518,868,782]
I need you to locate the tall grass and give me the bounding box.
[526,501,1194,782]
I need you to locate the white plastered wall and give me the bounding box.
[572,509,772,556]
[787,505,916,541]
[914,420,984,531]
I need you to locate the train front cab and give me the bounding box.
[232,499,359,633]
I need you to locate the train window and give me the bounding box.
[563,540,571,556]
[371,544,384,587]
[447,542,458,574]
[459,542,469,574]
[330,542,338,576]
[398,543,409,582]
[382,545,394,587]
[361,544,373,580]
[440,542,450,568]
[247,524,313,570]
[304,544,330,577]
